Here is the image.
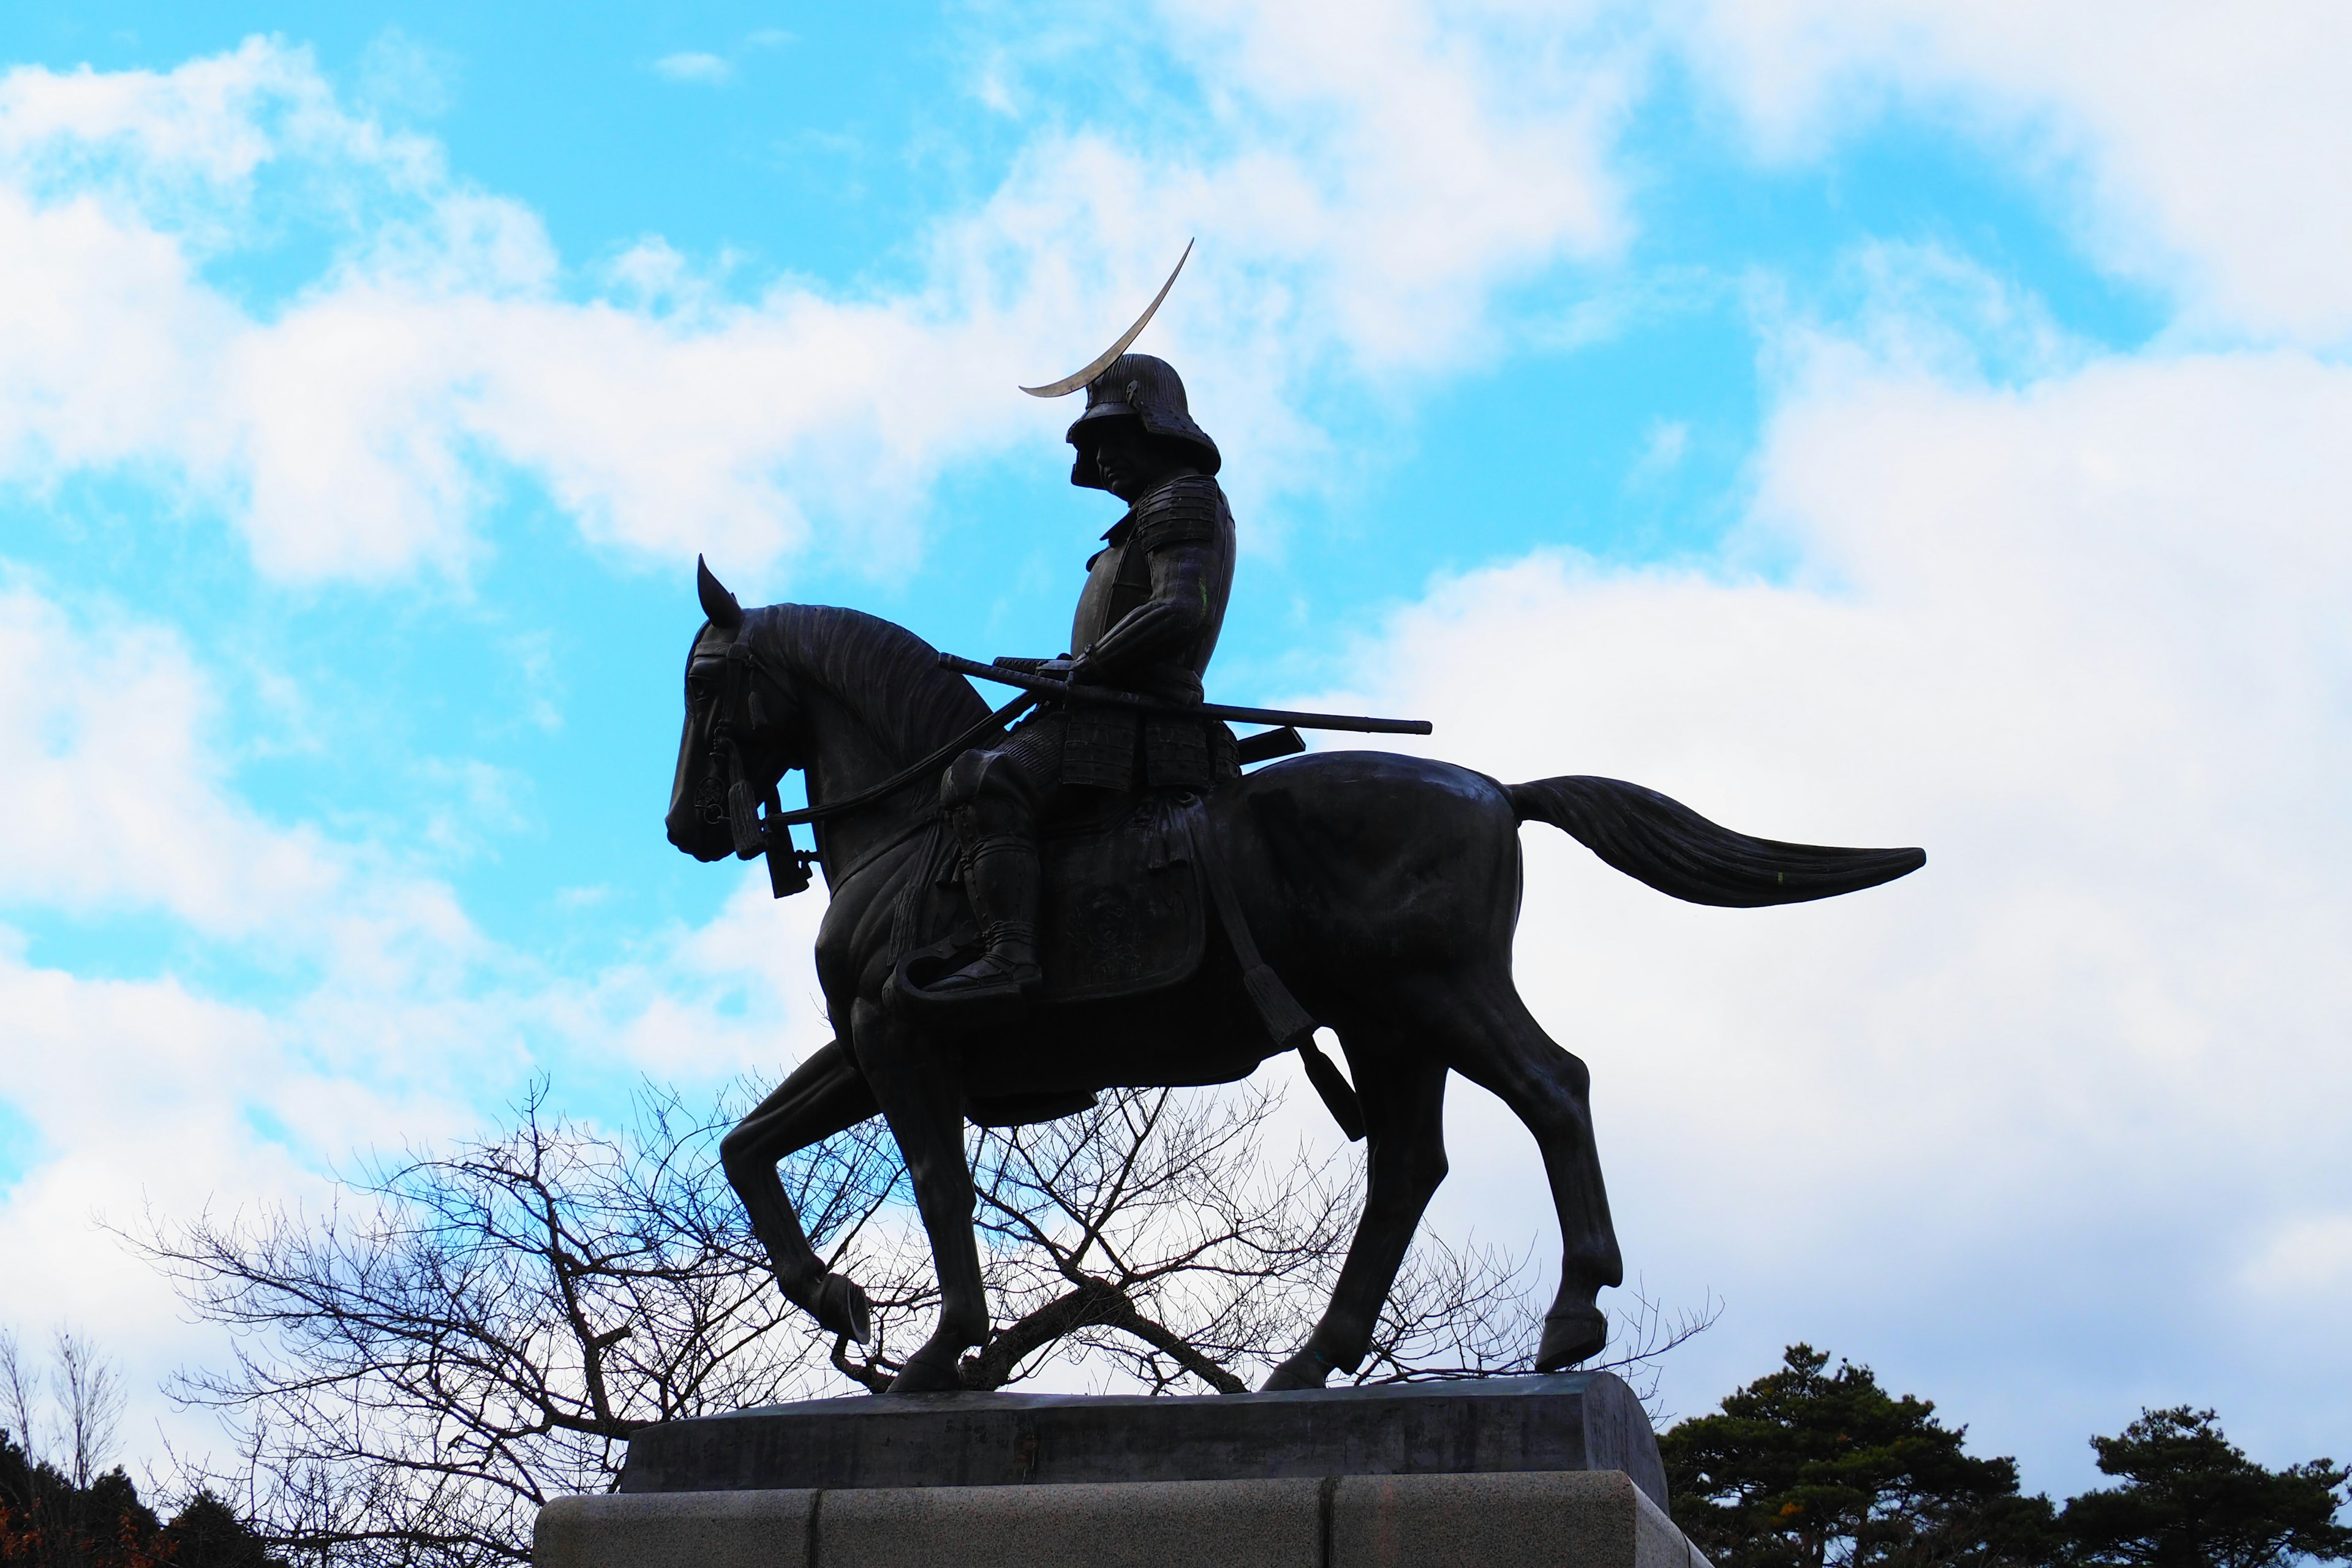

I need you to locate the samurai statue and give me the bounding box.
[908,352,1237,1007]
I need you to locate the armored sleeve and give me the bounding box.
[1129,475,1226,555]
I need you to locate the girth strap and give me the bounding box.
[1194,804,1366,1142]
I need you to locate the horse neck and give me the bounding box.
[794,680,943,888]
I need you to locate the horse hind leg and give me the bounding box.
[720,1039,880,1342]
[1263,1052,1450,1391]
[1419,978,1624,1371]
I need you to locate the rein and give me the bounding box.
[706,636,1037,897]
[775,688,1037,829]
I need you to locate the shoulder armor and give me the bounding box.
[1130,474,1227,554]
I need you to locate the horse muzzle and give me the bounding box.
[666,804,736,862]
[666,772,737,862]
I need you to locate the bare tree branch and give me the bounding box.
[134,1075,1715,1565]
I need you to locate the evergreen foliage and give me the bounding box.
[1660,1344,2057,1568]
[1665,1349,2352,1568]
[1,1427,279,1567]
[2060,1407,2352,1568]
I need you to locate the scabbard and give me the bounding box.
[938,652,1433,737]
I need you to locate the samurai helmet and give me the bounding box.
[1066,353,1221,489]
[1020,241,1218,491]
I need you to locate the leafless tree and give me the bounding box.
[51,1332,124,1493]
[0,1330,37,1467]
[137,1076,1713,1566]
[1,1327,127,1490]
[0,1327,226,1568]
[931,1086,1713,1408]
[135,1081,915,1566]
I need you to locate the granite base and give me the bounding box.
[535,1468,1711,1568]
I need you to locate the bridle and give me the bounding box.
[693,632,1037,899]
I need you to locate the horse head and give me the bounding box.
[664,559,807,862]
[665,562,994,872]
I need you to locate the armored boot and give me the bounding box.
[925,833,1043,1002]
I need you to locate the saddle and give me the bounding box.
[885,784,1370,1142]
[889,792,1208,1009]
[889,790,1373,1147]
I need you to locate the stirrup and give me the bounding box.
[889,940,1041,1021]
[925,951,1042,1000]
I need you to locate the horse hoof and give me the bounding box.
[888,1349,967,1394]
[1260,1351,1333,1392]
[814,1273,872,1344]
[1536,1306,1608,1371]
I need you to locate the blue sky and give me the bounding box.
[2,0,2348,1501]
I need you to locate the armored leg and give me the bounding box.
[922,747,1044,1001]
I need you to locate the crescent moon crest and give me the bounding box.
[1019,239,1194,398]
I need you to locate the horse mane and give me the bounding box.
[748,604,994,761]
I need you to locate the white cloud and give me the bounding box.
[0,579,842,1464]
[1673,0,2352,342]
[0,582,377,945]
[0,956,320,1452]
[651,52,733,85]
[1145,0,1635,366]
[0,567,840,1106]
[554,870,839,1082]
[0,23,1639,584]
[0,892,823,1471]
[0,577,505,1448]
[1321,333,2352,1471]
[4,4,2343,596]
[0,38,371,189]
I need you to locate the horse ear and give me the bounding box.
[696,555,743,631]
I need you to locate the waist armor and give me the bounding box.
[1007,707,1239,794]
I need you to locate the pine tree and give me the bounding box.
[1660,1344,2060,1568]
[2062,1407,2351,1568]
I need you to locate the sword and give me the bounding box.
[937,652,1433,737]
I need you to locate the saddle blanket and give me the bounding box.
[892,793,1207,1007]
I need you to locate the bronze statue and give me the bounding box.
[662,268,1924,1393]
[911,354,1234,1008]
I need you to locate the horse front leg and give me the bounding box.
[1263,1052,1450,1390]
[721,1039,881,1342]
[849,998,989,1392]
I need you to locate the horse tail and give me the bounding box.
[1509,775,1924,908]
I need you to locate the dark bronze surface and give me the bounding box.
[662,354,1921,1398]
[939,654,1431,736]
[663,595,1923,1396]
[617,1372,1670,1512]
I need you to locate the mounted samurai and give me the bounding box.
[911,353,1236,1009]
[663,243,1926,1393]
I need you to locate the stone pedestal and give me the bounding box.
[535,1373,1712,1568]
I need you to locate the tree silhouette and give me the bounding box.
[138,1077,1711,1566]
[1660,1344,2059,1568]
[2061,1407,2351,1568]
[2,1330,279,1568]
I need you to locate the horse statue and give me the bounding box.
[663,571,1924,1393]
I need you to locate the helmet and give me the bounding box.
[1066,354,1221,489]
